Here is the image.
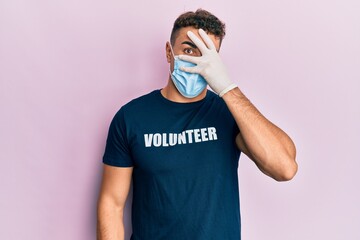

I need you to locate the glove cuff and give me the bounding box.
[219,84,238,97]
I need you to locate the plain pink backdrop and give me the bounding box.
[1,0,359,239]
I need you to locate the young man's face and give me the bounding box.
[166,26,221,71]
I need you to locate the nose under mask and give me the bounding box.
[169,43,207,98]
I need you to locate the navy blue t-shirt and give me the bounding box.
[103,89,242,240]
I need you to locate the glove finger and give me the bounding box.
[178,54,200,64]
[181,66,200,74]
[199,29,216,50]
[187,31,208,54]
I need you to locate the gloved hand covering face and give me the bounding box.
[169,43,208,98]
[178,29,237,97]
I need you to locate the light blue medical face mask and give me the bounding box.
[169,44,207,98]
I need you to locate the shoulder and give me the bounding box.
[123,89,160,110]
[112,89,160,120]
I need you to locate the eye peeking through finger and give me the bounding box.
[184,48,195,55]
[183,48,201,56]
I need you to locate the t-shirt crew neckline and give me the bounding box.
[155,88,211,107]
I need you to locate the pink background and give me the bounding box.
[1,0,359,239]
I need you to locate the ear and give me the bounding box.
[165,42,171,63]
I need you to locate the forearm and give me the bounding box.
[222,87,297,181]
[97,199,125,240]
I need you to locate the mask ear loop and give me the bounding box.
[168,41,177,76]
[168,41,175,76]
[168,41,177,59]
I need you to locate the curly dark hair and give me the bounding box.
[170,9,226,47]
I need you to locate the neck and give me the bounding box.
[160,77,207,103]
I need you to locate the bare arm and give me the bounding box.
[222,87,298,181]
[97,164,133,240]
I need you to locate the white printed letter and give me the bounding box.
[200,128,209,141]
[153,133,162,147]
[208,127,218,140]
[162,133,169,147]
[144,134,153,147]
[185,129,194,143]
[169,133,177,146]
[194,129,201,143]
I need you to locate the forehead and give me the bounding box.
[173,26,221,50]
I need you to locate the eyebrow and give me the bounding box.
[181,40,220,52]
[181,41,198,49]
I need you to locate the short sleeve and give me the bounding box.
[102,108,134,167]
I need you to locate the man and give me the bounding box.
[97,9,297,240]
